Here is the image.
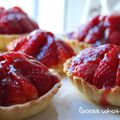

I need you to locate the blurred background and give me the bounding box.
[1,0,120,34]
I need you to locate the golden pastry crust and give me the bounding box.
[0,34,26,51]
[0,70,61,120]
[64,58,120,106]
[52,64,64,74]
[64,37,90,54]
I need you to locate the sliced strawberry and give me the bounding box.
[93,47,120,89]
[9,73,38,102]
[71,44,112,66]
[8,30,48,57]
[2,73,38,106]
[0,53,39,106]
[68,44,116,84]
[56,40,75,64]
[0,11,23,34]
[12,6,27,16]
[84,23,105,45]
[1,77,26,106]
[0,7,39,34]
[72,59,101,84]
[67,14,120,46]
[7,37,28,52]
[7,30,75,68]
[36,34,59,68]
[108,31,120,46]
[4,52,58,96]
[19,30,48,57]
[0,52,59,106]
[116,61,120,86]
[74,15,100,41]
[22,66,55,96]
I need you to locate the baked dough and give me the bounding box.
[63,37,90,54]
[0,34,26,51]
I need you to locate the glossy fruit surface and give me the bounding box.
[0,52,59,106]
[8,29,75,68]
[0,6,39,34]
[68,15,120,46]
[68,44,120,89]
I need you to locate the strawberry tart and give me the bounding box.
[0,51,61,120]
[64,44,120,106]
[7,29,75,73]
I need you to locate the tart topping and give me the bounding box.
[7,29,75,68]
[0,52,59,106]
[93,47,119,89]
[68,44,120,89]
[0,6,39,34]
[68,14,120,46]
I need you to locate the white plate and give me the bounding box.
[27,77,120,120]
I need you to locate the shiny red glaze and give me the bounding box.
[7,29,75,68]
[68,44,120,89]
[0,6,39,34]
[0,52,59,106]
[56,40,75,63]
[68,14,120,46]
[93,47,119,89]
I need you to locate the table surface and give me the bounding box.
[27,77,120,120]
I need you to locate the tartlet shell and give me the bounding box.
[0,34,25,51]
[64,58,120,106]
[63,37,90,54]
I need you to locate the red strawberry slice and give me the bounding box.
[4,52,58,97]
[8,30,48,57]
[22,66,55,96]
[18,30,48,57]
[67,14,120,46]
[76,15,100,41]
[71,44,112,66]
[84,23,105,45]
[7,29,75,68]
[93,47,120,89]
[56,40,75,64]
[0,11,23,34]
[36,34,59,68]
[1,76,26,106]
[116,61,120,86]
[0,7,39,34]
[72,59,101,84]
[3,73,38,106]
[0,53,39,106]
[7,37,28,52]
[108,31,120,46]
[68,44,116,84]
[12,7,27,16]
[0,52,59,106]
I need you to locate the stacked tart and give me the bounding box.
[64,14,120,53]
[0,6,39,51]
[64,44,120,106]
[0,51,61,120]
[7,29,75,73]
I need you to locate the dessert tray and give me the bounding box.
[27,77,120,120]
